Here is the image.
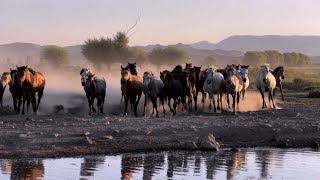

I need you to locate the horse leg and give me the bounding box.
[217,93,221,111]
[237,92,240,110]
[151,96,159,117]
[31,92,37,115]
[201,91,205,103]
[260,89,266,108]
[209,94,212,110]
[134,94,142,117]
[143,94,147,116]
[232,93,236,113]
[161,97,166,114]
[92,98,96,113]
[168,98,173,112]
[173,99,177,116]
[36,89,44,110]
[227,94,230,109]
[194,91,198,111]
[11,94,17,112]
[280,84,285,102]
[220,93,223,111]
[271,90,276,109]
[21,92,26,115]
[242,89,246,100]
[124,96,129,116]
[213,94,216,112]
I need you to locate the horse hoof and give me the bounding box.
[92,109,96,113]
[123,113,127,116]
[156,114,159,117]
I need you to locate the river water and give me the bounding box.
[0,148,319,180]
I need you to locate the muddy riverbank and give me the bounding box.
[0,96,319,158]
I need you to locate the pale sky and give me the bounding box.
[0,0,319,46]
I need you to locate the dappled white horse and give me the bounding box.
[256,64,276,109]
[237,65,250,100]
[203,67,225,112]
[80,67,107,115]
[142,71,166,117]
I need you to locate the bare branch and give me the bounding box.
[126,14,141,35]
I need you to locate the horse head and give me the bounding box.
[80,68,91,86]
[143,71,153,86]
[121,69,131,82]
[226,67,236,85]
[276,66,285,79]
[206,68,214,84]
[239,67,249,83]
[127,62,137,75]
[260,64,270,83]
[163,72,174,88]
[0,72,11,88]
[16,66,29,87]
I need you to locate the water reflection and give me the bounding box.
[121,154,143,180]
[10,160,44,180]
[80,156,105,177]
[0,148,319,180]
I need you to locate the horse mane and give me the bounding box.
[273,66,284,74]
[27,68,37,75]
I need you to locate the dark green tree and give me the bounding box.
[243,51,267,67]
[148,46,188,66]
[41,46,70,66]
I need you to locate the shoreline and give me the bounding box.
[0,96,319,159]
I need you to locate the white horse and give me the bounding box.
[142,72,166,117]
[80,67,107,115]
[256,64,276,109]
[203,67,225,112]
[237,65,250,100]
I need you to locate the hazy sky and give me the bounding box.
[0,0,319,46]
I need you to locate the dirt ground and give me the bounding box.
[0,94,319,159]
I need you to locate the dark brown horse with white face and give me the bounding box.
[120,63,138,105]
[121,66,143,117]
[271,66,285,101]
[16,66,45,114]
[194,66,206,110]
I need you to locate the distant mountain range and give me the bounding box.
[191,35,320,56]
[1,35,320,65]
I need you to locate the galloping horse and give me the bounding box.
[121,66,143,117]
[16,66,45,114]
[80,68,106,115]
[238,65,250,100]
[163,72,184,116]
[142,71,166,117]
[256,64,277,109]
[225,66,243,113]
[203,67,225,112]
[193,66,206,110]
[0,72,10,107]
[120,63,138,105]
[271,66,285,101]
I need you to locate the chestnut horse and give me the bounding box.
[121,66,143,117]
[225,66,243,113]
[16,66,45,114]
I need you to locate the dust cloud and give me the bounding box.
[0,63,280,116]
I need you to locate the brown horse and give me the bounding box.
[225,67,243,113]
[121,66,143,117]
[271,66,285,101]
[16,66,45,114]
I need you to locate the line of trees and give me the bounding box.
[81,32,189,69]
[243,50,310,67]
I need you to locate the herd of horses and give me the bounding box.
[0,63,284,116]
[80,62,285,117]
[0,66,46,114]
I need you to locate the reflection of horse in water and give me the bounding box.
[80,156,105,177]
[226,151,247,180]
[166,152,192,178]
[142,153,165,180]
[121,155,143,180]
[10,160,44,180]
[255,150,276,179]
